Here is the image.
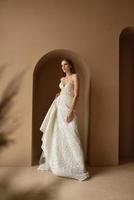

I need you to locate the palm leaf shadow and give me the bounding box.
[0,65,28,151]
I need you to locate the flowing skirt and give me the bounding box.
[37,93,90,181]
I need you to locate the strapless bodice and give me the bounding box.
[59,79,74,97]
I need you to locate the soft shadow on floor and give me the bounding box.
[0,166,66,200]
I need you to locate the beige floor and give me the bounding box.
[0,161,134,200]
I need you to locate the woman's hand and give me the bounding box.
[66,110,74,123]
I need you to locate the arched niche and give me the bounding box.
[119,27,134,164]
[31,49,91,166]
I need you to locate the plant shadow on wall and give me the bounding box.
[0,159,65,200]
[0,65,28,152]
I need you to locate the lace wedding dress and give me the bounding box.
[37,78,90,181]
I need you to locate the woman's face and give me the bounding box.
[61,60,70,72]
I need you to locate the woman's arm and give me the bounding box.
[66,74,79,123]
[69,74,79,112]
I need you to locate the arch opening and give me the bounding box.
[119,27,134,164]
[31,49,91,166]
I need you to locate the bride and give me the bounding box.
[37,59,90,181]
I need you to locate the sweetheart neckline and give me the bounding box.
[61,79,73,87]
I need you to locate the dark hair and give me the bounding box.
[61,59,76,76]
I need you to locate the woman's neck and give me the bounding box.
[66,71,72,77]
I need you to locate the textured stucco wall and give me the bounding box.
[0,0,134,166]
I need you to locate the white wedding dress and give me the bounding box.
[37,78,90,181]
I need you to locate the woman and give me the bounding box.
[37,59,90,181]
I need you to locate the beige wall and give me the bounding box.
[0,0,134,166]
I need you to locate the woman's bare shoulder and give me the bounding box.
[72,73,78,76]
[72,73,79,79]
